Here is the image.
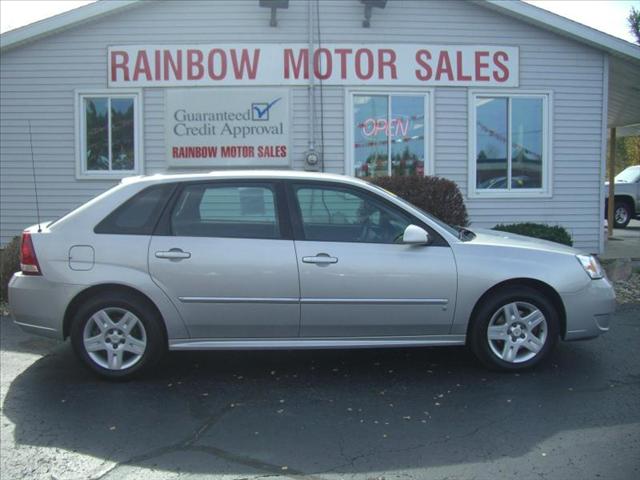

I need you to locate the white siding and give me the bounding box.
[1,0,604,252]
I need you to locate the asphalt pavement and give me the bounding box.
[1,305,639,480]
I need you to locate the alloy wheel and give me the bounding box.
[82,307,147,370]
[486,301,548,364]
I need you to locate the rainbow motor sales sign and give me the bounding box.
[108,44,519,87]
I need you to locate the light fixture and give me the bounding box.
[360,0,387,28]
[259,0,289,27]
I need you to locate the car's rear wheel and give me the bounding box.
[613,200,632,228]
[469,286,559,371]
[70,292,166,380]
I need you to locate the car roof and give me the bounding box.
[121,170,371,187]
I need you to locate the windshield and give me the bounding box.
[368,184,461,238]
[615,166,640,183]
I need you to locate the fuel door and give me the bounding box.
[69,245,95,271]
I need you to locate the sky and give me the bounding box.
[0,0,639,44]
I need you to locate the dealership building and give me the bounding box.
[1,0,639,252]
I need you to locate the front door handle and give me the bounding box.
[302,253,338,264]
[155,248,191,260]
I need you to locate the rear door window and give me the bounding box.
[170,183,280,239]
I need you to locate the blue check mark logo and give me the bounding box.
[252,97,281,121]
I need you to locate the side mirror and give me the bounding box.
[402,224,430,245]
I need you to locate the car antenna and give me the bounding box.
[28,120,42,233]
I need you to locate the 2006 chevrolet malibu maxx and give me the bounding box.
[9,171,615,379]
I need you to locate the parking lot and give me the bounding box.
[1,303,639,480]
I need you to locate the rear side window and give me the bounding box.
[170,183,280,239]
[94,184,174,235]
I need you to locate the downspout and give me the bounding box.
[599,53,609,254]
[308,0,316,155]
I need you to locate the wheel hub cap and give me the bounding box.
[511,325,523,337]
[615,207,628,223]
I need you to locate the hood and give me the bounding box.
[467,228,581,255]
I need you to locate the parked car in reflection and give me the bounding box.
[8,171,615,379]
[478,175,538,189]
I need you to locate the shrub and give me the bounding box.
[1,236,20,302]
[492,223,573,246]
[369,175,469,227]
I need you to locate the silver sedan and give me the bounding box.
[8,171,615,379]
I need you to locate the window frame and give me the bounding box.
[155,179,292,241]
[468,89,553,199]
[345,87,434,178]
[75,89,143,180]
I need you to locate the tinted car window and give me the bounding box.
[294,185,410,244]
[171,184,280,239]
[94,184,173,235]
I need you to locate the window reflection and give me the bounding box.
[511,98,542,189]
[391,96,425,177]
[353,94,426,178]
[111,98,135,171]
[83,96,136,173]
[85,98,109,171]
[476,97,508,189]
[354,95,389,178]
[476,96,544,190]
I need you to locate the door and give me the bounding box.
[289,182,457,337]
[148,181,300,338]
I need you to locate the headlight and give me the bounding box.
[576,254,604,279]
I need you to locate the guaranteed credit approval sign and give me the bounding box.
[109,44,519,87]
[165,88,290,168]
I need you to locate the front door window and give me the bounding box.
[294,185,411,244]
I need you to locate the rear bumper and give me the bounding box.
[8,273,81,340]
[561,277,616,341]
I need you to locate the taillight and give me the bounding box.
[20,232,42,275]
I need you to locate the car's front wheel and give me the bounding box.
[70,292,166,380]
[469,286,559,371]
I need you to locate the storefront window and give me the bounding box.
[78,92,140,177]
[352,93,427,178]
[474,93,548,193]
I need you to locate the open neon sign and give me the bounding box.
[360,117,410,137]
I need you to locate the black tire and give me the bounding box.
[468,286,559,371]
[70,291,166,380]
[613,200,632,228]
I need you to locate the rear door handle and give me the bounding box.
[155,248,191,260]
[302,253,338,264]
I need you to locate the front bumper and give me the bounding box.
[561,277,616,341]
[8,273,81,340]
